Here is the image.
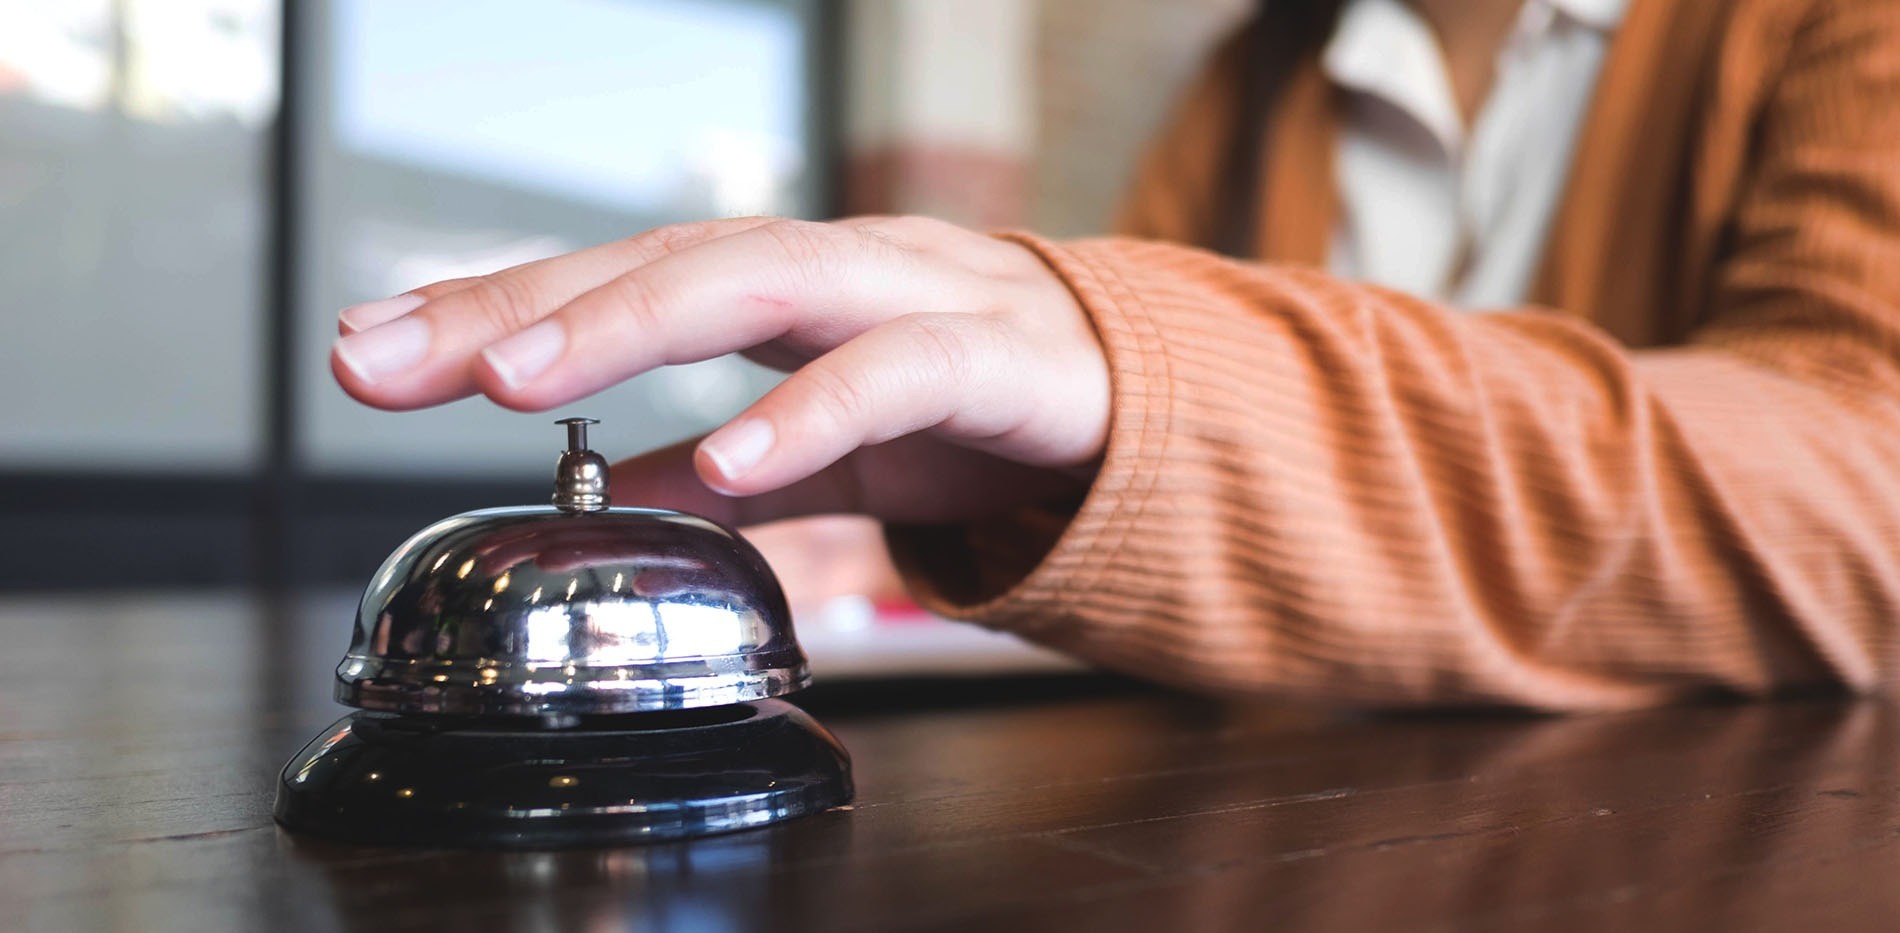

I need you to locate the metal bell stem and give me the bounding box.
[552,417,609,513]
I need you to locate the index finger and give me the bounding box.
[332,216,781,411]
[470,219,942,411]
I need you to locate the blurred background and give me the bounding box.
[0,0,1245,641]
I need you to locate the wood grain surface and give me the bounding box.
[2,592,1895,932]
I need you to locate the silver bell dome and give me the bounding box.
[335,418,808,716]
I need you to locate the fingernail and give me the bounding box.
[339,293,425,333]
[701,419,774,482]
[334,316,431,384]
[481,319,566,390]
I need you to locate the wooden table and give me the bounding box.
[3,591,1898,932]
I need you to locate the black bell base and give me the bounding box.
[273,699,852,849]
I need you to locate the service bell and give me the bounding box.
[274,418,853,848]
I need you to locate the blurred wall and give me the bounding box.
[841,0,1035,226]
[1031,0,1250,236]
[840,0,1248,235]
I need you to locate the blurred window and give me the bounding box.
[335,0,806,218]
[0,0,277,471]
[300,0,821,476]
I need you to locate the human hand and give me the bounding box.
[331,216,1109,526]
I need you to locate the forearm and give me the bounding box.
[891,235,1900,708]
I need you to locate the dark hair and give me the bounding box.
[1212,0,1347,258]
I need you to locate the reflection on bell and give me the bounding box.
[273,418,854,848]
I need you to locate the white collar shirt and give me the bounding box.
[1322,0,1629,309]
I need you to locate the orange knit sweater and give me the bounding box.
[887,0,1900,708]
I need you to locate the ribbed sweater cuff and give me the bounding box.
[884,234,1170,638]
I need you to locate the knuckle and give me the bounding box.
[408,277,476,301]
[849,222,922,263]
[856,215,954,255]
[602,271,667,336]
[901,313,979,381]
[880,214,955,242]
[759,218,836,269]
[849,222,905,252]
[463,273,545,332]
[802,364,873,428]
[624,220,720,261]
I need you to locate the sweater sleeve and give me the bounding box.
[886,0,1900,709]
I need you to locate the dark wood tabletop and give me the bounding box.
[3,591,1898,932]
